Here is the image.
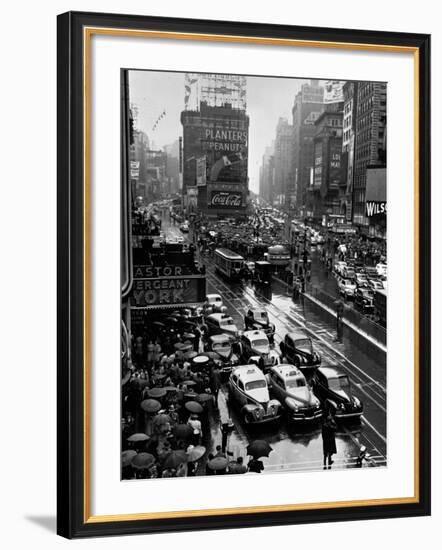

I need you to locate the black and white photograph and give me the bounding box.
[120,70,387,480]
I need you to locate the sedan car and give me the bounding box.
[179,223,190,233]
[354,288,374,313]
[279,331,321,369]
[228,365,282,425]
[334,260,348,276]
[243,308,275,342]
[311,366,363,420]
[204,293,226,314]
[267,364,322,422]
[368,279,384,292]
[238,330,280,372]
[206,313,240,339]
[337,277,356,299]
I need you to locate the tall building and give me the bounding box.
[341,81,359,221]
[307,105,344,221]
[259,143,275,205]
[181,73,249,219]
[353,82,387,228]
[273,118,293,207]
[291,80,324,212]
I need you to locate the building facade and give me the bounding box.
[341,81,359,222]
[259,143,275,205]
[352,81,387,228]
[307,105,344,222]
[273,118,293,208]
[181,74,249,219]
[291,80,324,213]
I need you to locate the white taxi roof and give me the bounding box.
[270,364,303,379]
[232,365,266,383]
[243,329,268,341]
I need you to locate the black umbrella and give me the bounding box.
[127,433,150,443]
[196,393,213,403]
[185,401,203,414]
[246,440,273,458]
[121,450,137,467]
[173,424,193,440]
[131,452,155,470]
[207,456,228,471]
[147,387,167,399]
[140,398,161,413]
[162,450,188,469]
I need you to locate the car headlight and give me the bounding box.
[353,397,361,407]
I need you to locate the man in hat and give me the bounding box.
[187,413,202,446]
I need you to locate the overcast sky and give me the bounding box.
[129,70,310,193]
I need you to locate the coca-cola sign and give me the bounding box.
[209,191,243,209]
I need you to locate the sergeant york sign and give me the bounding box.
[130,275,205,307]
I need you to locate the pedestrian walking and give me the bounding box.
[247,457,264,473]
[322,413,337,468]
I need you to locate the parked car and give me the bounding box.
[279,331,321,369]
[355,273,369,288]
[367,279,384,292]
[267,364,322,422]
[342,266,356,280]
[334,260,347,276]
[238,330,280,372]
[337,277,356,299]
[206,313,240,339]
[243,308,275,343]
[228,365,282,425]
[311,366,363,420]
[354,288,374,313]
[204,293,226,314]
[376,262,387,278]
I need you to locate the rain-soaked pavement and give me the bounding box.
[162,213,387,473]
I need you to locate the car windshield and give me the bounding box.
[255,311,268,321]
[245,380,267,390]
[286,378,306,389]
[212,342,231,352]
[252,339,268,348]
[295,338,312,354]
[328,375,351,393]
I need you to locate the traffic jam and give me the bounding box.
[121,201,386,479]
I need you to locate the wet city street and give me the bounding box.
[161,212,387,473]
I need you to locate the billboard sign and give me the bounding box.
[324,81,344,104]
[209,190,243,209]
[365,167,386,218]
[130,275,206,308]
[130,160,140,179]
[196,156,206,186]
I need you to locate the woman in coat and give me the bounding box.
[322,413,337,468]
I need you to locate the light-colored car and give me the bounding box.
[368,279,384,292]
[205,293,225,313]
[228,365,282,424]
[376,262,387,278]
[180,222,189,233]
[334,261,347,276]
[267,365,322,422]
[206,313,240,339]
[338,277,356,299]
[238,330,280,371]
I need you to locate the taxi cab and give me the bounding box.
[267,364,322,422]
[228,365,282,425]
[238,330,280,372]
[206,313,240,339]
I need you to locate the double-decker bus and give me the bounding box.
[214,248,244,280]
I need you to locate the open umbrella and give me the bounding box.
[147,387,167,399]
[172,424,193,440]
[192,355,210,366]
[183,350,198,360]
[121,450,137,467]
[140,398,161,413]
[131,452,155,470]
[187,445,206,462]
[127,433,150,443]
[183,380,197,387]
[207,456,228,471]
[161,450,188,469]
[246,440,273,458]
[163,385,177,393]
[185,401,203,414]
[180,344,193,353]
[196,393,213,403]
[174,342,187,351]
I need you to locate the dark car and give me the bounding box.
[205,334,240,377]
[243,308,275,343]
[253,260,272,285]
[354,288,374,313]
[279,330,321,369]
[311,366,363,420]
